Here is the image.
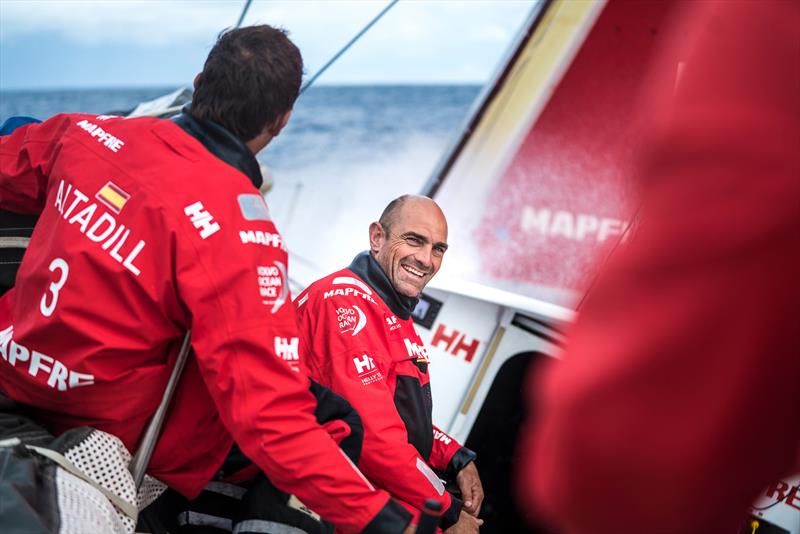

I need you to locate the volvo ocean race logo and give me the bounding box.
[257,261,288,313]
[337,305,367,336]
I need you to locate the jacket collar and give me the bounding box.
[348,251,418,320]
[172,107,263,188]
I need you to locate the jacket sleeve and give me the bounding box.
[298,293,461,528]
[522,2,800,534]
[0,114,71,214]
[429,424,476,481]
[173,194,410,534]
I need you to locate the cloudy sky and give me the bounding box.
[0,0,538,90]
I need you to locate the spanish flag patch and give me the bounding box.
[95,181,130,214]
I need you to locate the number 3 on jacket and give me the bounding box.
[40,258,69,317]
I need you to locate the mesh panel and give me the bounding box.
[56,468,134,534]
[138,475,168,510]
[61,430,137,527]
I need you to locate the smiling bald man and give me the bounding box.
[295,195,484,533]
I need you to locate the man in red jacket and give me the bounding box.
[0,25,411,534]
[295,195,484,533]
[520,2,800,533]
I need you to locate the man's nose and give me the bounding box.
[414,247,433,270]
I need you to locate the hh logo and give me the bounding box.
[184,201,220,239]
[274,337,299,361]
[403,339,430,363]
[430,324,480,363]
[352,354,382,385]
[353,354,376,374]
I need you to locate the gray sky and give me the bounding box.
[0,0,537,90]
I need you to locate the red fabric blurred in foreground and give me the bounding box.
[519,1,800,533]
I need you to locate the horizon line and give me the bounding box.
[0,81,485,93]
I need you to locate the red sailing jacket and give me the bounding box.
[295,252,477,529]
[521,2,800,533]
[0,112,410,534]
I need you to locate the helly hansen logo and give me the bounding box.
[353,354,382,386]
[184,201,220,239]
[430,324,480,363]
[274,337,299,372]
[274,337,299,361]
[353,354,375,374]
[404,338,430,363]
[433,429,452,445]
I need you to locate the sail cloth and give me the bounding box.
[428,0,676,309]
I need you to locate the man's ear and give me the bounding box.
[268,110,292,137]
[193,73,202,91]
[368,222,385,253]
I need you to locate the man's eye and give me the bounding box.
[433,247,446,256]
[406,236,422,245]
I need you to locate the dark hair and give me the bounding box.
[191,25,303,142]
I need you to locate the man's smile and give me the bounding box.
[401,263,427,278]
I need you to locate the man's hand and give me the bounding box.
[456,461,484,516]
[444,510,483,533]
[402,525,416,534]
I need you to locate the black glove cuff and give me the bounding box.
[440,494,464,530]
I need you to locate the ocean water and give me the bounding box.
[0,85,479,171]
[0,85,481,278]
[263,85,482,277]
